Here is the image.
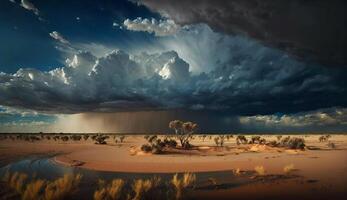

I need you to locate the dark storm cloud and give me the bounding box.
[138,0,347,66]
[0,44,346,115]
[239,107,347,133]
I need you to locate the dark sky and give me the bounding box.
[0,0,346,133]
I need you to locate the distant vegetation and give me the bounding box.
[319,135,331,142]
[214,135,231,147]
[3,131,339,151]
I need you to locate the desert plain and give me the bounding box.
[0,134,346,200]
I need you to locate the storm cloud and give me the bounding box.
[0,41,346,115]
[239,107,347,133]
[138,0,347,66]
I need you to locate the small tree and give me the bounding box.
[214,135,226,147]
[83,135,89,141]
[169,120,197,149]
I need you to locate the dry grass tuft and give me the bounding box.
[233,168,241,176]
[171,173,196,200]
[94,178,125,200]
[22,179,46,200]
[3,172,82,200]
[3,171,28,193]
[94,188,107,200]
[254,166,266,176]
[44,174,82,200]
[283,164,295,174]
[131,177,161,200]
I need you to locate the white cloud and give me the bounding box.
[49,31,70,44]
[158,56,189,82]
[123,17,180,36]
[76,43,113,57]
[20,0,39,15]
[0,49,192,112]
[0,105,39,116]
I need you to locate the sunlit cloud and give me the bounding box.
[239,107,347,132]
[49,31,70,44]
[124,17,180,36]
[20,0,39,15]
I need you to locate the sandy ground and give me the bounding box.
[0,134,347,199]
[0,135,346,173]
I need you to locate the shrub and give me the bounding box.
[29,135,41,142]
[70,135,82,141]
[119,136,126,143]
[144,135,158,146]
[327,142,336,149]
[61,136,69,142]
[114,135,126,143]
[163,137,177,148]
[141,144,153,153]
[214,135,226,147]
[280,136,290,145]
[83,135,89,141]
[91,135,98,141]
[53,136,60,141]
[287,138,305,150]
[95,135,108,145]
[151,139,166,154]
[319,135,331,142]
[201,135,207,141]
[142,136,178,154]
[266,140,277,147]
[276,136,306,150]
[248,136,266,144]
[226,135,233,140]
[266,137,305,150]
[236,135,247,145]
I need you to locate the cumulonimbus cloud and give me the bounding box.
[137,0,347,66]
[0,43,346,115]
